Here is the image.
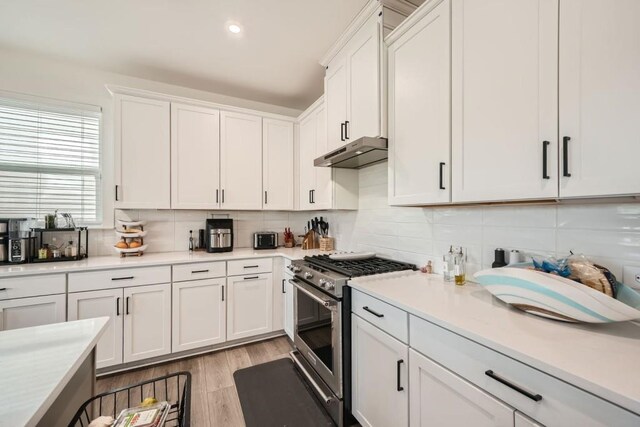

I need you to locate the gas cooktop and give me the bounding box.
[304,254,416,278]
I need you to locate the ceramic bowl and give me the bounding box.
[473,267,640,323]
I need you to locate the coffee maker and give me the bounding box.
[0,218,36,263]
[206,219,233,253]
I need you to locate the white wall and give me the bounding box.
[0,46,302,227]
[332,163,640,283]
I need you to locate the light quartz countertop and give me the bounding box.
[349,271,640,416]
[0,247,323,278]
[0,317,109,427]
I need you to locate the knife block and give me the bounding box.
[302,231,319,250]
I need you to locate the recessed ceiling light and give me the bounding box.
[228,24,242,34]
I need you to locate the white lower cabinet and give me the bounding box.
[172,279,226,353]
[226,273,273,341]
[352,313,408,427]
[409,349,514,427]
[0,294,66,331]
[515,412,544,427]
[123,283,172,363]
[68,289,124,369]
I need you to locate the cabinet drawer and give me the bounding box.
[410,315,640,426]
[352,289,408,343]
[227,258,273,276]
[173,262,226,282]
[68,266,171,292]
[0,274,66,300]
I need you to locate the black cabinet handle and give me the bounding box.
[439,162,446,190]
[125,297,130,315]
[542,141,550,179]
[115,185,119,201]
[341,122,346,142]
[191,269,209,274]
[0,288,7,291]
[563,136,571,177]
[244,276,259,280]
[311,189,315,204]
[309,190,312,204]
[397,359,404,391]
[363,306,384,318]
[222,189,225,203]
[111,276,134,281]
[282,278,286,294]
[264,191,268,205]
[485,370,542,402]
[244,265,259,269]
[216,189,219,203]
[116,297,120,316]
[345,121,350,140]
[221,285,225,301]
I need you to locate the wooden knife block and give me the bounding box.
[302,231,319,250]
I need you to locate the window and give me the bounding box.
[0,95,102,224]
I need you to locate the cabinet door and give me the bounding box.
[352,314,408,427]
[515,412,544,427]
[172,279,225,353]
[68,289,124,369]
[283,276,294,341]
[171,103,220,209]
[220,111,263,210]
[226,273,273,341]
[312,105,334,210]
[123,283,171,363]
[263,118,294,210]
[388,0,451,205]
[325,55,349,151]
[409,349,514,427]
[115,94,170,208]
[559,0,640,197]
[346,13,381,142]
[451,0,558,202]
[298,111,317,210]
[0,294,66,331]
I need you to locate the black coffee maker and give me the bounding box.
[206,219,233,253]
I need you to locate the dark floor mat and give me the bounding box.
[233,357,335,427]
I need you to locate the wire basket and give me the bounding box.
[68,371,191,427]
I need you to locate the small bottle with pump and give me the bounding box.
[443,246,454,282]
[189,230,194,253]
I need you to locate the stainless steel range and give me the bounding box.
[288,253,415,426]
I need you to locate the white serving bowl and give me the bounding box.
[473,267,640,323]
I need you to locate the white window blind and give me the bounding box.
[0,96,102,224]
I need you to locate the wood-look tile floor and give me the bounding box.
[96,336,293,427]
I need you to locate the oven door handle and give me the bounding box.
[289,279,335,308]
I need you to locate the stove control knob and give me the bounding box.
[318,279,328,288]
[304,271,313,279]
[325,282,336,291]
[288,265,301,273]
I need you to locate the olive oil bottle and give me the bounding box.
[454,247,466,286]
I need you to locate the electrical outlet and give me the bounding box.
[622,266,640,289]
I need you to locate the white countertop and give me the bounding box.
[0,247,322,277]
[0,317,109,427]
[349,271,640,415]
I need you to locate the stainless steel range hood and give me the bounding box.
[314,137,388,169]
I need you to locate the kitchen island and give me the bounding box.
[0,317,108,427]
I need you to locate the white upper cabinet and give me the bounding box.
[263,118,294,210]
[324,10,382,151]
[115,94,171,209]
[559,0,640,198]
[388,0,451,206]
[451,0,559,203]
[298,106,318,210]
[171,103,221,209]
[220,111,263,210]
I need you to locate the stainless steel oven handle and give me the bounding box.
[290,351,333,404]
[289,279,334,308]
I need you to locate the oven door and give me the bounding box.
[291,277,342,398]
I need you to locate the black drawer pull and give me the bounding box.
[0,288,7,291]
[116,297,120,316]
[111,276,134,281]
[397,359,404,391]
[542,140,550,179]
[244,265,259,269]
[191,269,209,274]
[244,276,260,280]
[485,370,542,402]
[562,136,571,177]
[362,306,384,318]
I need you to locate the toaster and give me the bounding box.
[253,232,278,250]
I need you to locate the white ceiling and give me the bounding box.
[0,0,368,110]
